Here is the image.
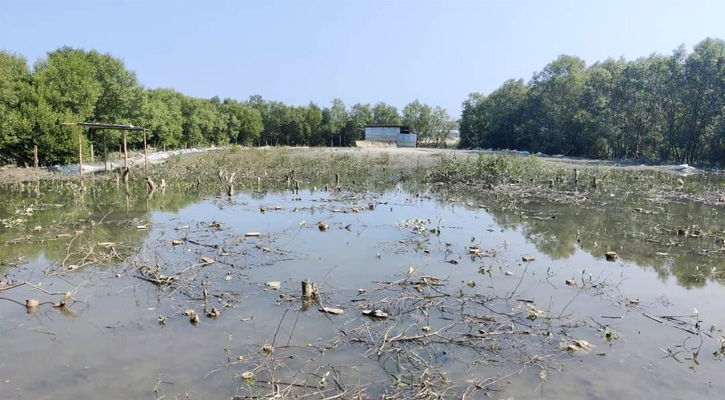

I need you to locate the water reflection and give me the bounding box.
[1,182,724,400]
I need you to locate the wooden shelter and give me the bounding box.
[60,122,148,179]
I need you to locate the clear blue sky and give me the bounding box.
[2,0,725,117]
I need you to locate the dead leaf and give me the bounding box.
[200,256,216,265]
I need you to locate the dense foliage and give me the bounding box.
[0,47,449,165]
[460,38,725,165]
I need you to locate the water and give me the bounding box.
[1,181,724,399]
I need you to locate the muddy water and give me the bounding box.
[1,182,724,399]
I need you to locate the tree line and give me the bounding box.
[0,46,451,165]
[460,38,725,166]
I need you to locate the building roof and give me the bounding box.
[364,125,410,129]
[61,122,146,131]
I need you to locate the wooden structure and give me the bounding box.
[60,122,148,180]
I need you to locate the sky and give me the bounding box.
[2,0,725,117]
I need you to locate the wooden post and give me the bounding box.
[78,126,83,180]
[143,129,148,173]
[122,130,128,170]
[33,145,38,168]
[119,145,122,160]
[103,131,108,172]
[90,144,94,163]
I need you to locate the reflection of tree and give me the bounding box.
[0,180,201,268]
[449,190,725,290]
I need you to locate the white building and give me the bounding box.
[363,125,417,147]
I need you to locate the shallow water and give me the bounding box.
[1,181,724,399]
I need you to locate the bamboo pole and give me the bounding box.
[90,144,94,163]
[33,145,38,168]
[123,130,128,170]
[78,126,83,180]
[143,129,148,173]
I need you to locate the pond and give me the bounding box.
[1,180,724,399]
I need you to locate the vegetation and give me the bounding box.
[460,38,725,166]
[0,47,450,165]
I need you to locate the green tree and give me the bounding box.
[403,99,433,140]
[0,51,33,162]
[140,88,184,149]
[459,93,485,148]
[372,102,401,125]
[343,103,373,146]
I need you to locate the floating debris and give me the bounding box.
[206,307,221,318]
[241,371,255,383]
[362,309,389,319]
[522,255,535,262]
[25,298,39,310]
[605,251,618,261]
[265,281,281,290]
[565,339,594,353]
[320,307,344,315]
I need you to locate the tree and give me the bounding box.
[430,106,453,147]
[343,103,373,146]
[140,88,184,148]
[0,51,33,162]
[325,98,347,146]
[372,102,401,125]
[219,99,264,145]
[305,102,325,145]
[459,93,485,148]
[403,100,433,140]
[527,55,588,155]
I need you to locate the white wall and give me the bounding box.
[364,127,399,142]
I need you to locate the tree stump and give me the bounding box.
[301,280,320,302]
